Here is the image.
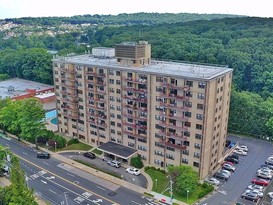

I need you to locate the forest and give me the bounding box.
[1,13,273,138]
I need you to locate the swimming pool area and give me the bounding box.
[50,118,58,125]
[46,109,57,120]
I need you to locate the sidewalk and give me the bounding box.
[4,132,187,205]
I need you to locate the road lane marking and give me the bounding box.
[15,154,119,205]
[49,189,57,194]
[23,152,27,155]
[43,162,49,165]
[67,173,75,177]
[131,200,142,205]
[97,186,106,191]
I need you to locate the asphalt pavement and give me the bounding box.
[60,151,148,188]
[199,135,273,205]
[0,134,182,205]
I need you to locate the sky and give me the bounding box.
[0,0,272,19]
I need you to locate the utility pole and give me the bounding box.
[64,192,69,205]
[169,176,173,205]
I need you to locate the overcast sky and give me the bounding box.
[0,0,272,19]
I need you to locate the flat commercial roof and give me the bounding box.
[0,78,53,99]
[53,54,233,80]
[98,141,137,160]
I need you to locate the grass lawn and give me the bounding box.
[145,168,211,204]
[60,143,92,151]
[92,148,102,155]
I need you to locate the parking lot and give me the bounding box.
[200,135,273,205]
[60,152,148,188]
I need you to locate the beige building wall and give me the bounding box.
[53,42,232,179]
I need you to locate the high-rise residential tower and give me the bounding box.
[52,41,233,179]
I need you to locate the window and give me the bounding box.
[194,152,200,158]
[116,89,121,94]
[185,111,191,117]
[116,80,121,85]
[182,150,189,155]
[155,150,164,156]
[138,145,147,151]
[194,143,201,149]
[197,103,204,110]
[116,71,120,76]
[110,96,115,101]
[196,124,203,130]
[117,123,121,128]
[184,131,190,137]
[110,113,115,118]
[116,97,121,103]
[195,134,202,140]
[186,81,193,87]
[110,105,115,110]
[109,79,114,84]
[185,101,192,108]
[198,82,206,89]
[111,129,115,134]
[128,142,135,148]
[117,115,121,119]
[166,154,174,160]
[193,162,200,167]
[110,121,115,126]
[116,106,121,111]
[184,122,191,127]
[185,91,192,97]
[198,93,205,99]
[109,88,115,93]
[128,135,135,140]
[182,158,188,164]
[196,114,203,120]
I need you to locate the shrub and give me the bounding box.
[130,155,144,168]
[67,138,79,146]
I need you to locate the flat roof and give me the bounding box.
[53,54,233,80]
[0,78,54,99]
[97,141,137,160]
[35,92,55,99]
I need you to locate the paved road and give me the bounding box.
[199,135,273,205]
[0,136,165,205]
[60,152,148,188]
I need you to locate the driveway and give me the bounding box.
[199,135,273,205]
[59,152,148,188]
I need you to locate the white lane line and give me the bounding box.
[49,189,57,194]
[67,173,75,177]
[96,186,106,191]
[131,200,142,205]
[43,162,49,165]
[22,152,27,155]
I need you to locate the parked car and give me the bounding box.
[233,149,247,156]
[83,152,96,159]
[236,145,249,152]
[223,161,234,166]
[247,184,264,191]
[265,158,273,165]
[261,164,273,170]
[251,178,269,186]
[205,177,220,186]
[225,157,239,164]
[220,169,232,177]
[214,171,229,181]
[257,168,272,175]
[37,152,50,159]
[222,163,236,172]
[257,171,272,179]
[267,192,273,199]
[126,167,141,176]
[107,160,121,168]
[241,191,259,202]
[229,154,239,160]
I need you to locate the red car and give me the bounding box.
[251,178,269,186]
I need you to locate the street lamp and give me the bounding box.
[54,142,57,152]
[155,178,158,190]
[186,190,189,202]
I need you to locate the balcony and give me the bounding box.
[123,77,147,84]
[159,102,189,111]
[122,86,147,94]
[61,104,77,111]
[60,90,77,97]
[123,95,147,103]
[96,89,106,95]
[123,130,147,139]
[160,82,189,90]
[62,111,78,119]
[158,121,188,131]
[93,81,106,86]
[94,97,106,103]
[96,121,107,128]
[123,121,136,128]
[160,112,188,121]
[159,93,187,100]
[159,138,187,150]
[85,71,106,77]
[60,67,76,74]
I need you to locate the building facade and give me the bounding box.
[52,41,233,179]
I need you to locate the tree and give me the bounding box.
[168,165,199,196]
[130,155,144,168]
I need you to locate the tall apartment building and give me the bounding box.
[52,41,233,179]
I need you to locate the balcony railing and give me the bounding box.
[123,121,136,128]
[159,139,187,150]
[60,67,76,74]
[122,77,147,84]
[62,112,78,119]
[123,130,147,139]
[159,93,186,100]
[158,121,188,131]
[159,102,189,111]
[60,90,78,97]
[160,82,189,90]
[85,71,106,77]
[160,112,188,121]
[122,86,147,93]
[123,95,147,102]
